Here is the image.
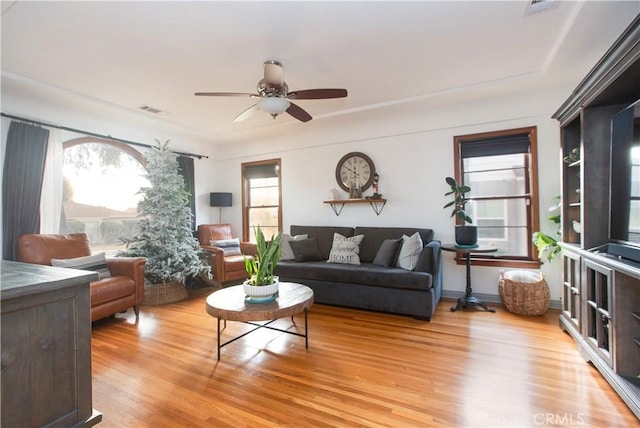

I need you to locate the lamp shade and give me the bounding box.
[210,192,232,207]
[258,97,290,115]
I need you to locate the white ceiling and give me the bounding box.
[2,1,639,145]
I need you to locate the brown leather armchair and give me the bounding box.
[17,233,146,322]
[197,224,256,284]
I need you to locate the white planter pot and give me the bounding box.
[243,277,279,298]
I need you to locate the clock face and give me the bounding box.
[335,152,376,192]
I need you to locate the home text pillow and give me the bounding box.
[396,232,424,270]
[327,233,364,265]
[373,238,402,267]
[289,238,324,262]
[280,233,308,261]
[51,252,111,279]
[210,238,241,256]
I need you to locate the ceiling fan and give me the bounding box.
[195,60,348,123]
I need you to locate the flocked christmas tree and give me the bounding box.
[119,140,210,284]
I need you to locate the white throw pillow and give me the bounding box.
[327,233,364,265]
[280,233,308,261]
[210,238,241,256]
[51,252,112,279]
[396,232,424,270]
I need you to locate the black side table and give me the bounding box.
[442,244,498,313]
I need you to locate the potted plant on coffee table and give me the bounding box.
[444,176,478,247]
[243,226,282,303]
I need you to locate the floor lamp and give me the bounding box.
[210,192,232,224]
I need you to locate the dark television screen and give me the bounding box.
[609,99,640,246]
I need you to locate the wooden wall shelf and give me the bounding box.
[323,198,387,216]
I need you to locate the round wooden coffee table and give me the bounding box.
[206,282,314,360]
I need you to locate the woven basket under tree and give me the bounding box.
[142,281,189,306]
[499,270,550,316]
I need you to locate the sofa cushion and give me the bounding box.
[280,233,308,261]
[290,226,355,259]
[354,227,433,263]
[327,233,364,265]
[396,233,424,271]
[289,238,324,262]
[373,238,402,267]
[210,238,241,256]
[275,261,433,291]
[51,252,112,279]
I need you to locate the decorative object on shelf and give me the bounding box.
[443,176,477,246]
[349,182,362,199]
[210,192,232,223]
[243,225,282,301]
[563,147,580,164]
[330,188,341,200]
[572,220,582,234]
[119,140,211,304]
[370,172,383,199]
[532,196,561,263]
[335,152,376,193]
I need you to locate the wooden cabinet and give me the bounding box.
[560,244,581,333]
[583,258,613,366]
[553,16,640,418]
[1,261,102,427]
[554,15,640,420]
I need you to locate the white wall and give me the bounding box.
[1,72,565,301]
[1,80,221,228]
[214,81,565,300]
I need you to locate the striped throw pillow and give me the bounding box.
[51,252,112,279]
[210,238,242,256]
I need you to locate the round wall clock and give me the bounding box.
[335,152,376,192]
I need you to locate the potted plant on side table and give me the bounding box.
[444,176,478,247]
[243,226,282,303]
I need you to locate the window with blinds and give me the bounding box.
[241,159,282,242]
[454,127,540,266]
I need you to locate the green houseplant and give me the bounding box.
[444,176,477,246]
[533,197,561,263]
[243,226,282,300]
[119,140,210,303]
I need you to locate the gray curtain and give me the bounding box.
[177,155,196,231]
[2,121,50,260]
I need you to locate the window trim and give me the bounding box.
[241,158,282,242]
[453,127,541,268]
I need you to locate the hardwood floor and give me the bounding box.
[91,289,638,427]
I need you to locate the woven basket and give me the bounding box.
[499,270,550,316]
[142,281,189,305]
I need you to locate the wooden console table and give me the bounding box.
[324,198,387,216]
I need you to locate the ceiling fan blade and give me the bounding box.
[263,60,284,85]
[287,88,348,100]
[286,102,312,123]
[233,104,260,122]
[194,92,257,97]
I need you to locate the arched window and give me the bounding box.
[62,137,149,253]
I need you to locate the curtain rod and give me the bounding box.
[0,112,208,159]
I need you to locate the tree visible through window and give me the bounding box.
[62,139,149,253]
[454,127,540,267]
[242,159,282,243]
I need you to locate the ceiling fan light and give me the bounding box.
[258,97,290,117]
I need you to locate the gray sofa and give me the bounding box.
[274,225,442,321]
